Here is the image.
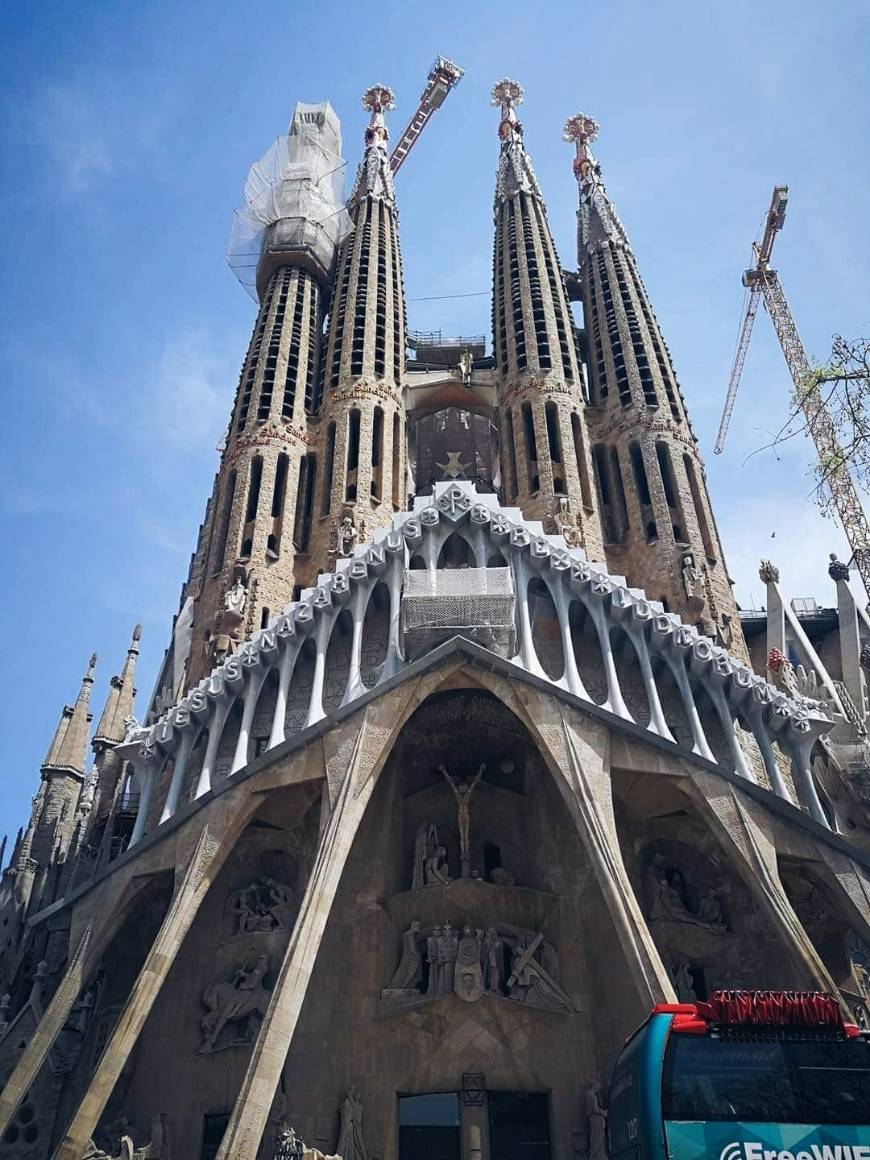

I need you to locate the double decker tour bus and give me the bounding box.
[607,990,870,1160]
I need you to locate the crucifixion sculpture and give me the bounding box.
[438,763,485,878]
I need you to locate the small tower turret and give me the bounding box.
[30,654,96,868]
[490,81,603,557]
[312,84,408,570]
[86,624,141,848]
[566,114,744,651]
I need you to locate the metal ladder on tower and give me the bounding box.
[389,55,464,174]
[715,185,870,595]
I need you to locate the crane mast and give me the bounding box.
[389,56,464,174]
[715,186,870,594]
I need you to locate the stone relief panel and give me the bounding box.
[199,949,271,1054]
[380,918,573,1014]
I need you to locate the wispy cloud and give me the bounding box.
[23,74,175,197]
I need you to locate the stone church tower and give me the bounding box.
[2,73,870,1160]
[565,113,744,653]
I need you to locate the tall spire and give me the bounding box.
[314,81,407,570]
[491,79,543,203]
[43,654,96,777]
[350,84,397,205]
[563,113,631,263]
[565,113,746,655]
[93,624,140,748]
[489,79,604,558]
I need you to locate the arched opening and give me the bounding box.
[437,533,473,570]
[285,638,317,735]
[569,600,607,705]
[371,406,384,500]
[392,411,402,509]
[251,667,279,759]
[408,554,427,571]
[486,549,507,567]
[215,698,243,781]
[528,578,564,681]
[323,610,354,714]
[321,423,336,516]
[609,627,650,727]
[346,408,361,502]
[211,468,237,575]
[240,456,264,559]
[651,659,693,751]
[184,727,209,803]
[689,681,730,767]
[361,583,391,688]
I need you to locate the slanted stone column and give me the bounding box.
[216,697,406,1159]
[52,825,224,1160]
[0,923,93,1137]
[685,767,839,995]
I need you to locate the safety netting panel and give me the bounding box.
[402,568,516,631]
[227,101,351,298]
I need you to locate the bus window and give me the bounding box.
[663,1034,870,1125]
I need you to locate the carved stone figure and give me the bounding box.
[386,921,423,991]
[759,559,780,584]
[438,763,485,878]
[337,514,358,558]
[454,925,485,1003]
[766,647,802,699]
[681,552,703,604]
[225,574,248,621]
[425,925,442,996]
[698,887,726,930]
[586,1081,608,1160]
[437,921,459,995]
[506,933,573,1013]
[554,497,582,547]
[337,1086,367,1160]
[458,348,473,386]
[672,960,697,1003]
[227,877,295,934]
[425,845,450,886]
[645,858,726,933]
[200,951,270,1052]
[412,821,438,890]
[483,927,503,993]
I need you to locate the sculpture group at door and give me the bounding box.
[382,921,572,1013]
[200,951,271,1052]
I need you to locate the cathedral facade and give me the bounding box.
[2,72,870,1160]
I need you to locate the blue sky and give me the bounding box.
[1,0,868,834]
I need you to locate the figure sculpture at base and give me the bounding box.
[386,921,423,991]
[586,1081,608,1160]
[337,1086,368,1160]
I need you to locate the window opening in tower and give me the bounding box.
[240,456,264,558]
[267,453,289,560]
[683,453,716,561]
[211,468,237,575]
[322,423,336,516]
[346,408,361,501]
[655,442,686,544]
[629,442,657,543]
[293,454,317,552]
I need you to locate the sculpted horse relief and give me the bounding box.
[200,951,270,1053]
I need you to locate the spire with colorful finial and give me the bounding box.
[351,84,397,204]
[490,78,542,205]
[563,112,630,261]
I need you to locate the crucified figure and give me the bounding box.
[438,763,485,878]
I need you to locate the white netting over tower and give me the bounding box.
[227,101,351,300]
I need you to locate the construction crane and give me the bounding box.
[389,56,464,174]
[715,185,870,593]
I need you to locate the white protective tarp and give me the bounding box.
[228,101,351,299]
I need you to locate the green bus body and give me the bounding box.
[608,1012,870,1160]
